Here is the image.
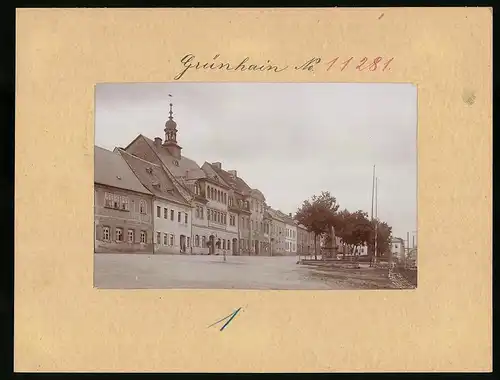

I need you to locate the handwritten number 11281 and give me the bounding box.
[326,57,394,72]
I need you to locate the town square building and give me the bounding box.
[94,146,154,253]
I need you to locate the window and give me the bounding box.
[187,237,190,247]
[184,213,188,224]
[202,236,206,248]
[196,207,200,218]
[113,194,120,209]
[104,192,113,207]
[217,190,221,202]
[170,234,175,246]
[121,196,129,210]
[223,214,226,224]
[170,210,174,220]
[163,233,168,245]
[115,227,123,241]
[103,226,110,241]
[223,239,226,250]
[157,206,161,218]
[223,193,227,204]
[195,235,200,247]
[128,229,134,243]
[178,212,181,223]
[200,207,204,219]
[207,209,211,221]
[229,197,232,206]
[164,208,168,219]
[395,244,398,249]
[156,232,161,244]
[140,200,146,214]
[228,240,231,251]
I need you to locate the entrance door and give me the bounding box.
[180,235,186,253]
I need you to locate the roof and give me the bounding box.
[94,146,152,195]
[267,207,286,223]
[117,149,190,206]
[141,135,207,181]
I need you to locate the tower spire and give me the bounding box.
[169,102,174,120]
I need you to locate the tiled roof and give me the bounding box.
[142,136,206,181]
[205,163,252,195]
[94,146,152,195]
[118,149,190,206]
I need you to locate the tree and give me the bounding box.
[372,219,392,258]
[336,209,372,260]
[295,191,340,260]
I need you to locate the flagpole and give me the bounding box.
[370,165,376,266]
[374,177,378,263]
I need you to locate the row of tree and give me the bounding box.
[294,191,392,261]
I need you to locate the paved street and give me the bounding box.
[94,254,398,290]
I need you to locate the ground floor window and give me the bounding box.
[227,240,231,251]
[140,231,146,243]
[164,233,168,245]
[202,236,206,247]
[170,234,175,246]
[187,237,191,247]
[156,232,161,244]
[195,235,200,247]
[222,239,226,250]
[128,229,134,243]
[115,227,123,242]
[103,226,110,241]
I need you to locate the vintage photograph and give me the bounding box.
[93,82,417,290]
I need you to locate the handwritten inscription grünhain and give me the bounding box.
[174,54,394,80]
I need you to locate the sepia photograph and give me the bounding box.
[93,82,417,290]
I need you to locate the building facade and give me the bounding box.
[281,212,298,255]
[94,146,154,253]
[391,237,405,261]
[267,208,286,255]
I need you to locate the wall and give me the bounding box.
[94,185,153,253]
[152,198,192,254]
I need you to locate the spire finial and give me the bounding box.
[169,102,173,119]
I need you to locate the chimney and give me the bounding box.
[212,162,222,170]
[228,170,237,178]
[154,137,162,148]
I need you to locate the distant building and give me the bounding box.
[280,212,297,255]
[94,146,154,253]
[391,237,405,261]
[267,207,286,255]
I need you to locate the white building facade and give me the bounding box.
[153,199,192,254]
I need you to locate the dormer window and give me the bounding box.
[146,167,153,174]
[116,176,122,180]
[173,160,179,166]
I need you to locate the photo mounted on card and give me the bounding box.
[93,82,417,290]
[15,8,492,372]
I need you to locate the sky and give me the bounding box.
[95,82,417,240]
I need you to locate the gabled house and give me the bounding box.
[94,146,154,253]
[118,149,193,254]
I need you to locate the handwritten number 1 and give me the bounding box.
[209,307,242,331]
[383,58,394,71]
[326,57,339,71]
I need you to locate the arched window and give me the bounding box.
[227,240,231,251]
[223,193,227,204]
[202,236,206,248]
[195,235,200,247]
[223,239,226,250]
[211,188,215,199]
[207,185,211,198]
